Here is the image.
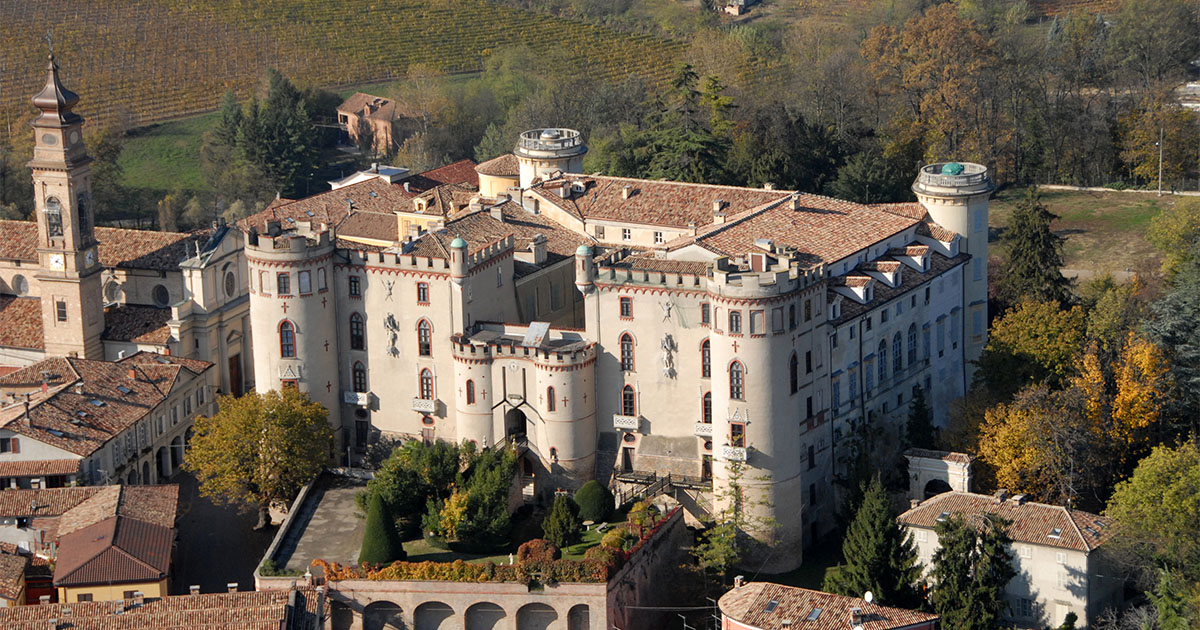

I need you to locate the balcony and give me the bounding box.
[613,414,639,431]
[411,398,437,413]
[694,422,713,437]
[343,391,370,407]
[720,445,747,462]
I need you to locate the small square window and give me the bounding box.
[619,297,633,319]
[622,228,631,241]
[654,231,664,244]
[56,300,67,322]
[276,273,291,295]
[348,276,361,297]
[595,225,605,239]
[881,309,889,323]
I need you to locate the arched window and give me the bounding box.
[44,197,63,237]
[788,304,797,330]
[729,311,742,334]
[622,385,636,416]
[466,380,476,405]
[547,386,556,412]
[279,321,295,358]
[701,339,711,378]
[352,362,367,393]
[893,332,903,373]
[418,319,432,356]
[790,353,799,394]
[350,313,365,350]
[878,340,888,382]
[730,361,745,400]
[702,392,712,424]
[317,268,327,291]
[419,369,433,400]
[907,324,918,365]
[620,333,635,371]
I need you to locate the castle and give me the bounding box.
[242,127,992,571]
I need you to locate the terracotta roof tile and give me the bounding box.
[872,202,928,220]
[916,220,958,242]
[0,296,44,350]
[336,92,416,122]
[403,159,479,192]
[899,491,1115,552]
[718,582,938,630]
[605,252,709,275]
[57,485,179,538]
[0,221,206,271]
[54,517,173,587]
[417,182,477,219]
[0,487,101,518]
[0,458,80,477]
[404,200,586,272]
[833,252,968,322]
[475,153,520,177]
[337,210,398,244]
[904,448,974,465]
[0,551,25,600]
[102,305,172,345]
[240,178,413,232]
[119,350,212,375]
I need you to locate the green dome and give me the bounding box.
[450,236,467,249]
[940,162,965,175]
[576,244,592,256]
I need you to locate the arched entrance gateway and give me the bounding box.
[465,602,506,630]
[924,478,953,498]
[413,601,454,630]
[504,407,527,439]
[516,603,558,630]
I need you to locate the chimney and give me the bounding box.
[622,185,633,200]
[910,498,921,509]
[371,162,379,173]
[530,234,547,265]
[788,193,801,211]
[763,182,776,191]
[127,368,137,381]
[712,199,727,225]
[46,619,57,630]
[227,582,238,593]
[73,383,84,395]
[851,607,864,626]
[781,621,791,629]
[1010,493,1028,505]
[189,585,200,596]
[489,205,504,222]
[403,181,411,193]
[39,595,50,605]
[133,591,145,606]
[733,575,745,589]
[994,489,1010,502]
[23,395,31,427]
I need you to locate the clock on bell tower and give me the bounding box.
[28,54,104,359]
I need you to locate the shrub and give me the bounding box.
[583,545,614,565]
[574,480,613,522]
[542,494,582,548]
[517,538,560,564]
[360,492,406,565]
[601,527,636,551]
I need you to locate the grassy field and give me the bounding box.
[989,187,1168,277]
[119,112,218,193]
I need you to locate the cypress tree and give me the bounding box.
[905,385,936,449]
[542,494,582,549]
[999,187,1073,306]
[825,476,924,609]
[930,515,1016,630]
[360,492,406,565]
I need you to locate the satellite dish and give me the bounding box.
[854,626,865,630]
[864,591,874,604]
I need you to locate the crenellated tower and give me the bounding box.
[29,55,104,359]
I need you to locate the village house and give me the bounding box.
[718,579,939,630]
[335,92,425,154]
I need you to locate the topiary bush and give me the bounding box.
[574,480,613,522]
[360,492,406,566]
[541,494,582,549]
[516,538,560,564]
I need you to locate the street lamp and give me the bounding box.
[1157,127,1164,197]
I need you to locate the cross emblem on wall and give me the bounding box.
[322,297,328,308]
[732,340,740,353]
[281,302,289,313]
[326,381,332,392]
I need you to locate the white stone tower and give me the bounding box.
[513,128,588,189]
[912,162,995,370]
[29,55,104,359]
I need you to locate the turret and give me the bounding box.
[912,162,994,369]
[574,244,594,295]
[449,236,468,284]
[513,128,588,189]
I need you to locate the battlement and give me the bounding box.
[451,322,595,367]
[593,249,706,291]
[709,253,826,299]
[464,236,515,267]
[246,222,333,256]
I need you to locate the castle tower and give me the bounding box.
[912,163,995,370]
[29,55,104,359]
[513,128,587,189]
[573,245,594,295]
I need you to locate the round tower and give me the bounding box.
[574,244,594,295]
[533,344,597,490]
[513,128,587,188]
[912,162,995,368]
[449,236,468,284]
[451,336,496,446]
[245,224,343,448]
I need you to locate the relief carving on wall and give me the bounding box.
[661,333,677,379]
[384,314,400,357]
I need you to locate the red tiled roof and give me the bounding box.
[0,296,44,350]
[0,458,79,477]
[719,582,938,630]
[899,491,1115,552]
[405,201,586,270]
[57,485,179,538]
[337,210,398,244]
[534,175,791,229]
[102,305,172,345]
[904,448,974,465]
[54,516,173,587]
[475,153,520,177]
[336,92,417,122]
[418,182,477,219]
[240,178,413,232]
[833,251,968,322]
[0,355,210,457]
[604,252,709,275]
[916,221,958,242]
[0,551,26,601]
[872,202,928,220]
[0,587,325,630]
[0,221,206,271]
[403,159,479,192]
[0,487,101,518]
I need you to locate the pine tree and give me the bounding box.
[825,476,924,609]
[930,515,1017,630]
[998,187,1073,306]
[360,492,406,565]
[905,385,936,449]
[542,494,581,549]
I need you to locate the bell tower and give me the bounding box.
[28,55,104,359]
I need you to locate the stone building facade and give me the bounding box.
[242,127,992,572]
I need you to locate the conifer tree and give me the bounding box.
[542,494,582,549]
[998,187,1073,307]
[360,491,406,565]
[825,476,924,609]
[905,385,936,449]
[930,515,1017,630]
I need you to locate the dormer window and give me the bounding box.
[45,197,63,237]
[1048,528,1062,539]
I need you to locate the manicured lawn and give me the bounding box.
[989,186,1168,275]
[401,510,626,565]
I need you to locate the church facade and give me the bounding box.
[242,128,991,571]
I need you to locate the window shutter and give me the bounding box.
[11,438,18,454]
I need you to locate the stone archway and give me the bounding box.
[363,600,404,630]
[414,601,454,630]
[568,604,590,630]
[170,436,183,469]
[504,407,527,439]
[465,602,506,630]
[924,478,953,499]
[516,603,557,630]
[142,462,151,485]
[330,600,354,630]
[157,446,171,480]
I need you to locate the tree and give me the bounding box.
[360,492,406,565]
[827,148,910,204]
[929,515,1017,630]
[1145,254,1200,430]
[1108,0,1200,90]
[1118,92,1198,190]
[905,385,936,449]
[542,494,582,549]
[184,388,332,529]
[1147,199,1200,279]
[574,480,613,522]
[691,460,776,581]
[824,476,924,608]
[1147,569,1197,630]
[88,128,129,223]
[1105,441,1200,582]
[997,188,1072,307]
[975,300,1087,399]
[236,69,320,198]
